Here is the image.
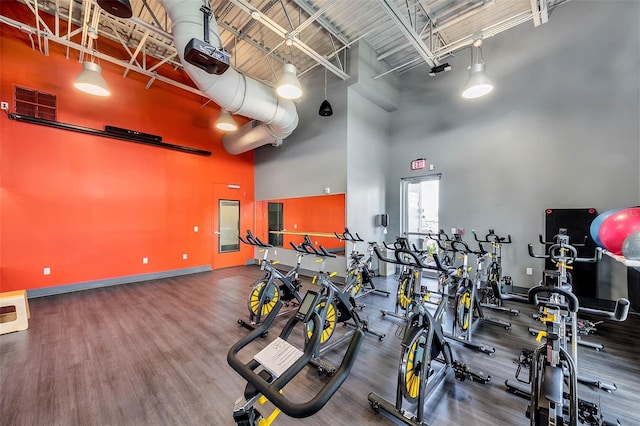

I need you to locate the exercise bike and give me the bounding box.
[290,236,385,375]
[337,228,391,299]
[238,230,303,333]
[228,290,364,425]
[494,232,630,424]
[444,236,511,355]
[472,229,520,316]
[369,244,490,426]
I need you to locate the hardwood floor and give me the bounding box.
[1,266,639,425]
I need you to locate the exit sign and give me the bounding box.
[411,158,426,170]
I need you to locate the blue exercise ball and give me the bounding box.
[622,230,640,260]
[590,208,624,247]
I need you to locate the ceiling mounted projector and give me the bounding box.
[96,0,133,18]
[183,5,231,75]
[184,39,230,75]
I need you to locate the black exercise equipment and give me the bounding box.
[238,230,303,334]
[368,243,490,426]
[472,229,520,316]
[335,228,391,299]
[227,291,364,425]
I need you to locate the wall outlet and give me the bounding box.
[1,101,8,111]
[182,253,187,260]
[43,267,51,275]
[429,164,434,171]
[451,228,457,235]
[193,226,199,232]
[143,257,149,264]
[526,267,533,275]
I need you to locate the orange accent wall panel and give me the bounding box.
[255,194,346,250]
[0,14,255,292]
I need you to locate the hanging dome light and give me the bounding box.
[215,109,238,132]
[276,64,302,100]
[74,62,111,97]
[318,68,333,117]
[461,40,494,100]
[462,62,493,99]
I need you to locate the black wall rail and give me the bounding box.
[7,113,212,157]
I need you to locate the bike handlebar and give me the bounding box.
[289,237,336,258]
[227,303,365,418]
[472,229,512,244]
[239,230,273,248]
[529,286,579,313]
[539,233,587,247]
[334,228,364,243]
[579,298,630,322]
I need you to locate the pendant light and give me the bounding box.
[461,40,493,99]
[215,109,238,132]
[276,64,302,100]
[74,61,111,96]
[318,68,333,117]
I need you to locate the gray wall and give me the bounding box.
[254,70,348,200]
[346,89,390,269]
[387,1,640,288]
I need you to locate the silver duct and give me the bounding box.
[159,0,298,155]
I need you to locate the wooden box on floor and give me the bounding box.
[0,290,30,334]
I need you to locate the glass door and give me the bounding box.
[212,183,246,269]
[401,175,440,252]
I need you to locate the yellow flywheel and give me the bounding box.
[306,300,337,344]
[401,330,426,401]
[249,282,279,317]
[456,291,471,331]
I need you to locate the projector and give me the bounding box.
[184,38,230,75]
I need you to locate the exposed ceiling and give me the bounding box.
[1,0,566,100]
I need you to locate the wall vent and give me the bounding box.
[14,86,57,121]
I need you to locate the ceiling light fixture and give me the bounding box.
[276,64,302,100]
[74,61,111,97]
[461,40,493,99]
[215,109,238,132]
[318,68,333,117]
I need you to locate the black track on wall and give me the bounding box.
[544,208,598,299]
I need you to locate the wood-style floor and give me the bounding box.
[1,266,639,426]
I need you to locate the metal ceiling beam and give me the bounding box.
[289,0,350,46]
[227,0,348,80]
[376,0,438,68]
[377,0,493,62]
[289,0,337,38]
[0,14,208,98]
[531,0,549,26]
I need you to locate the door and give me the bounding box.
[400,175,440,251]
[212,183,246,269]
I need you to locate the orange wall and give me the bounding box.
[0,7,255,292]
[255,194,345,250]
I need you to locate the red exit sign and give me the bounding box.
[411,158,426,170]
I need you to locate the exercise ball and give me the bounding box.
[622,231,640,260]
[598,207,640,255]
[590,208,623,247]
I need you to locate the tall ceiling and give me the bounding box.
[1,0,566,98]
